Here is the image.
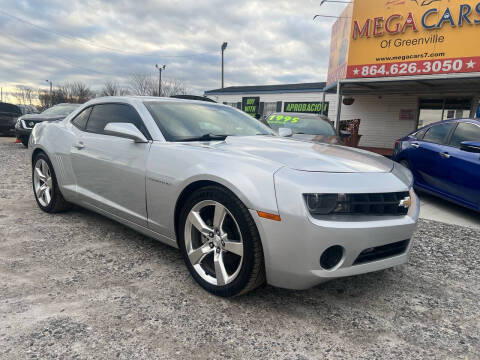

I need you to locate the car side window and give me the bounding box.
[422,123,454,145]
[414,128,426,140]
[86,104,150,138]
[449,122,480,148]
[71,107,92,130]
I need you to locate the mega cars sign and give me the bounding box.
[333,0,480,81]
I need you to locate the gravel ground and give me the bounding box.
[0,136,479,359]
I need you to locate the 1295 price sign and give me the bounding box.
[346,57,479,79]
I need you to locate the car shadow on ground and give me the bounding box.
[70,205,408,309]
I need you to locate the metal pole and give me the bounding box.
[46,80,53,107]
[221,42,228,89]
[335,81,342,132]
[321,91,326,116]
[156,64,165,97]
[158,68,162,96]
[221,50,224,89]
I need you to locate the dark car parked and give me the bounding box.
[0,102,22,135]
[15,103,80,147]
[393,119,480,212]
[264,112,349,144]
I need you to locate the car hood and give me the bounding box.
[208,136,394,173]
[291,133,342,145]
[20,114,65,121]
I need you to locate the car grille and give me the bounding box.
[336,191,410,216]
[353,239,410,265]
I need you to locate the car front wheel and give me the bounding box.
[179,186,265,297]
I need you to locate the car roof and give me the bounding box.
[416,118,479,131]
[83,96,229,109]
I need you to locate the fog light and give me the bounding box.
[320,245,344,270]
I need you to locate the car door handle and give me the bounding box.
[73,141,85,150]
[439,152,450,159]
[411,143,420,148]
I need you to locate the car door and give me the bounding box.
[408,122,455,191]
[439,122,480,208]
[70,103,151,227]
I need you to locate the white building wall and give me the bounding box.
[207,92,418,149]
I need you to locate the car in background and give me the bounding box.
[264,112,349,144]
[393,119,480,212]
[0,102,22,135]
[15,103,80,147]
[17,104,39,115]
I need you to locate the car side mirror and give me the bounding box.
[278,128,293,137]
[460,141,480,153]
[104,123,148,143]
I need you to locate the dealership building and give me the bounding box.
[205,0,480,155]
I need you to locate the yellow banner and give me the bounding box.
[346,0,480,79]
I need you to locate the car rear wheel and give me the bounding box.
[179,186,265,297]
[32,153,71,213]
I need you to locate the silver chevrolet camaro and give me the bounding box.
[29,97,419,297]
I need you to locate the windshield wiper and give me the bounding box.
[173,133,229,142]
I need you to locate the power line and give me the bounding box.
[0,9,215,59]
[313,14,351,20]
[0,33,118,78]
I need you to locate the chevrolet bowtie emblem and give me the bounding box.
[399,196,412,209]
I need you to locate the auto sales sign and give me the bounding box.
[344,0,480,79]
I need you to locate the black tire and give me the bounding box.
[20,136,29,148]
[178,185,265,297]
[32,152,72,213]
[399,159,410,169]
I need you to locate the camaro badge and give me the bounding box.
[399,196,411,209]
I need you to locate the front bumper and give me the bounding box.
[253,168,420,290]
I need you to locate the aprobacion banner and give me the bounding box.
[338,0,480,80]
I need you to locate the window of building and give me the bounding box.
[262,102,277,117]
[418,98,472,129]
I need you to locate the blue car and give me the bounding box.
[392,119,480,212]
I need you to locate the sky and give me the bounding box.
[0,0,347,98]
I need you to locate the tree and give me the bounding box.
[128,73,188,97]
[37,82,95,108]
[100,81,130,96]
[14,86,36,105]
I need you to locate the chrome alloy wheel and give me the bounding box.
[184,200,244,286]
[33,159,53,207]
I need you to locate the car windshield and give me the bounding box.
[41,104,79,116]
[144,101,275,141]
[266,113,336,136]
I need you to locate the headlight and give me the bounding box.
[16,118,22,127]
[304,194,346,215]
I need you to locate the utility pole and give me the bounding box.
[155,64,166,96]
[221,42,228,89]
[45,80,53,106]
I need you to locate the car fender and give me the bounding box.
[145,142,282,239]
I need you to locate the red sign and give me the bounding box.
[347,56,480,79]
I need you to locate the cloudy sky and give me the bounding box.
[0,0,346,97]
